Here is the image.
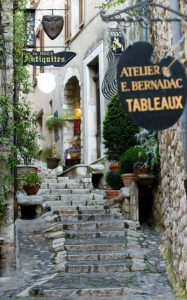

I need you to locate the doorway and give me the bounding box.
[63,76,81,167]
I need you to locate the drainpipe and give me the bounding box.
[169,0,187,192]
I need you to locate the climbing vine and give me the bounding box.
[0,0,40,223]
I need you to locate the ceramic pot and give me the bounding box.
[23,184,40,195]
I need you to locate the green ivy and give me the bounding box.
[0,0,39,222]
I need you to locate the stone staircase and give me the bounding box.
[14,173,176,300]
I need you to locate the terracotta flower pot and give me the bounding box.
[133,167,150,176]
[23,185,40,195]
[106,189,120,200]
[121,173,135,187]
[109,162,119,174]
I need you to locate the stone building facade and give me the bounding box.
[0,0,15,274]
[151,0,187,295]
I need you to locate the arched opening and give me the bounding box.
[63,76,81,168]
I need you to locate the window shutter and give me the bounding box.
[65,0,71,42]
[79,0,84,28]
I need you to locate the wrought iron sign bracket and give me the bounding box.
[100,0,187,28]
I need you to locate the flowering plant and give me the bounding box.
[22,169,42,186]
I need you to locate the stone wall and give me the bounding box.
[151,0,187,295]
[0,0,15,274]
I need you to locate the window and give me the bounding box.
[64,0,84,42]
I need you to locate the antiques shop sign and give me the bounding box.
[23,50,76,67]
[117,41,187,130]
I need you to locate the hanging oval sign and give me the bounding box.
[116,41,187,130]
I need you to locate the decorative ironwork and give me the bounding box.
[102,28,125,100]
[102,48,120,100]
[100,0,187,29]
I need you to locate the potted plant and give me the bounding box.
[119,146,147,186]
[135,129,160,175]
[45,115,65,130]
[103,94,139,163]
[22,169,42,195]
[105,171,123,200]
[46,143,61,169]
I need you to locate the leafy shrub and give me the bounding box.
[103,94,139,161]
[41,147,53,161]
[105,171,123,190]
[119,146,147,174]
[135,129,160,173]
[46,115,65,130]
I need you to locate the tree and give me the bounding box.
[103,94,139,161]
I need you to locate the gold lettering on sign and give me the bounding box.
[125,96,183,112]
[120,65,161,77]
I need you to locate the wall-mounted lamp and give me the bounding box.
[37,73,56,94]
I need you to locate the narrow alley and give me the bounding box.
[0,172,176,300]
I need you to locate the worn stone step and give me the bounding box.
[62,220,125,231]
[58,207,121,214]
[64,229,125,240]
[66,259,133,273]
[65,241,126,252]
[62,213,124,221]
[43,178,58,184]
[11,297,174,300]
[67,250,144,261]
[19,271,176,299]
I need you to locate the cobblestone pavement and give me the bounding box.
[0,215,177,300]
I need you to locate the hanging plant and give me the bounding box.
[45,115,66,130]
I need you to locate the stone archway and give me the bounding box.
[63,76,81,167]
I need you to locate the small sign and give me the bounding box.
[110,29,125,55]
[42,15,64,40]
[23,50,76,67]
[24,9,36,48]
[117,41,187,130]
